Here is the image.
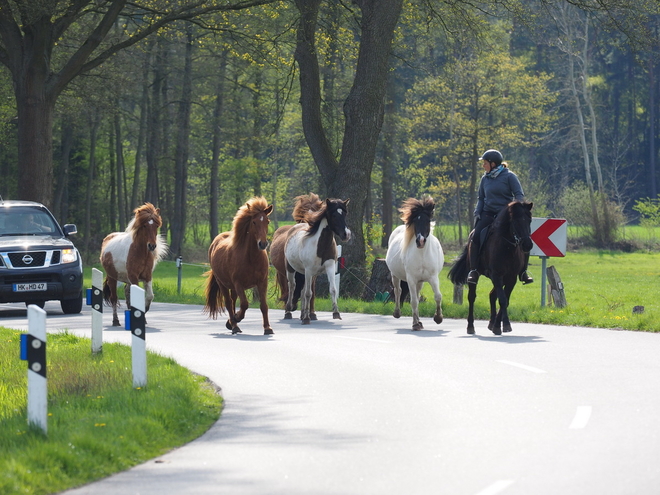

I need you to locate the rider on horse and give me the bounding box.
[467,149,534,286]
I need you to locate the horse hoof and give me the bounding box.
[231,327,242,334]
[487,322,494,331]
[310,313,318,321]
[492,327,502,336]
[264,328,274,335]
[112,320,121,327]
[434,314,443,324]
[284,312,292,320]
[332,312,341,320]
[503,325,512,333]
[467,327,475,335]
[393,310,401,319]
[302,318,311,325]
[412,322,423,331]
[226,320,233,330]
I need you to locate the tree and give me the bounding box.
[0,0,277,208]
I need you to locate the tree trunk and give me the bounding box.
[84,111,101,255]
[54,120,74,221]
[132,44,152,209]
[171,25,194,257]
[114,110,127,229]
[210,49,229,240]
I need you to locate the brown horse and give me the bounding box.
[100,203,168,326]
[204,197,274,335]
[270,193,323,319]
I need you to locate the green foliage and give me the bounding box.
[633,196,660,227]
[0,329,222,495]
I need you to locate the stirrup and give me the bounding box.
[466,270,479,285]
[519,271,534,285]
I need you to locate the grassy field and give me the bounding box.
[0,328,222,495]
[84,247,660,333]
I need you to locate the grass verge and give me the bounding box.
[0,328,222,495]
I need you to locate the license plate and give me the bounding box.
[13,283,47,292]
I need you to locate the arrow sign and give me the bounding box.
[530,218,567,257]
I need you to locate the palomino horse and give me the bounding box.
[100,203,168,326]
[284,198,351,324]
[385,197,444,331]
[270,193,323,320]
[204,197,274,335]
[448,200,533,335]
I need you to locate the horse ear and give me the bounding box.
[156,208,160,215]
[344,198,350,206]
[265,204,274,215]
[526,202,533,210]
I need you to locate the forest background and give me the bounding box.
[0,0,659,297]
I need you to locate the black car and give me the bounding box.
[0,200,83,314]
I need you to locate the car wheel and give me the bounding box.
[61,292,83,314]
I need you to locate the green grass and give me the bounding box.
[89,248,659,332]
[0,329,222,495]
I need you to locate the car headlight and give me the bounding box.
[61,248,78,264]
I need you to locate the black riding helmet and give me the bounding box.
[479,149,504,165]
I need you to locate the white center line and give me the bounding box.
[569,406,592,429]
[475,479,515,495]
[332,336,392,344]
[497,360,547,374]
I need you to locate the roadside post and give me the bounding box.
[88,268,103,354]
[530,218,568,307]
[176,255,183,295]
[20,305,48,434]
[128,285,147,388]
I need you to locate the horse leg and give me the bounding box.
[325,262,341,320]
[310,279,317,321]
[107,279,121,327]
[300,273,314,324]
[232,289,246,322]
[408,279,423,331]
[284,269,297,320]
[429,276,443,325]
[391,275,402,319]
[502,279,517,333]
[257,279,273,335]
[223,287,242,334]
[490,277,507,336]
[467,283,477,334]
[487,287,498,333]
[144,279,154,312]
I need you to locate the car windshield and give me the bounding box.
[0,207,60,236]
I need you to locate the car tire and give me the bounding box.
[61,292,83,314]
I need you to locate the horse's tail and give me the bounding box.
[102,277,112,305]
[448,244,469,285]
[203,270,225,319]
[275,270,289,303]
[292,272,305,304]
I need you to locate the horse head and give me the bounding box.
[509,201,533,252]
[401,197,435,248]
[325,198,351,242]
[131,203,162,252]
[242,197,273,250]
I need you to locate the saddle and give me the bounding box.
[469,224,492,256]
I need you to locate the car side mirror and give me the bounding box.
[63,224,77,236]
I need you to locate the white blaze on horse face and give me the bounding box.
[416,233,427,248]
[148,219,154,225]
[337,209,343,215]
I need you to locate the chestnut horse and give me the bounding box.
[204,197,274,335]
[270,193,323,319]
[448,201,533,335]
[284,198,351,324]
[100,203,168,326]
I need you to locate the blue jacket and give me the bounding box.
[474,167,524,218]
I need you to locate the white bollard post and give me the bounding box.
[129,285,147,388]
[91,268,103,354]
[26,305,48,434]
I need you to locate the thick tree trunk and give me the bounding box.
[114,110,127,229]
[54,120,74,221]
[210,49,228,240]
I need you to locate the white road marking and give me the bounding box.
[569,406,592,429]
[475,479,515,495]
[497,360,547,374]
[332,336,392,344]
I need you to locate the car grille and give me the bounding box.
[8,251,47,267]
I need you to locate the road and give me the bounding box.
[2,301,660,495]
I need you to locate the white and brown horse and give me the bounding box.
[100,203,168,326]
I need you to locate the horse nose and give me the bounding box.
[342,228,352,242]
[258,240,269,250]
[522,237,533,252]
[148,243,157,252]
[416,234,426,248]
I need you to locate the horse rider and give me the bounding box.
[466,149,534,285]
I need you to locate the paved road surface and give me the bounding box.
[2,301,660,495]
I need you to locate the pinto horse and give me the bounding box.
[448,200,533,335]
[385,197,444,331]
[100,203,168,326]
[204,197,274,335]
[284,198,351,324]
[270,193,323,320]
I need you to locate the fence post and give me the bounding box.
[90,268,103,354]
[129,285,147,388]
[21,305,48,434]
[177,256,183,295]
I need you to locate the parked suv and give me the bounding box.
[0,200,83,314]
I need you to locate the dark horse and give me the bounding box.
[270,193,323,319]
[204,197,274,335]
[100,203,168,326]
[448,201,533,335]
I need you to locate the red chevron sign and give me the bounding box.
[530,218,567,257]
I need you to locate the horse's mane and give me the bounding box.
[490,201,532,240]
[125,203,168,261]
[231,196,270,245]
[399,197,435,249]
[292,193,323,223]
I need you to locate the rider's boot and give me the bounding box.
[466,239,480,285]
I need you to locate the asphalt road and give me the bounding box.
[2,301,660,495]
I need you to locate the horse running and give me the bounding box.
[270,193,323,320]
[448,200,533,335]
[204,197,274,335]
[100,203,168,326]
[284,198,351,324]
[385,197,444,331]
